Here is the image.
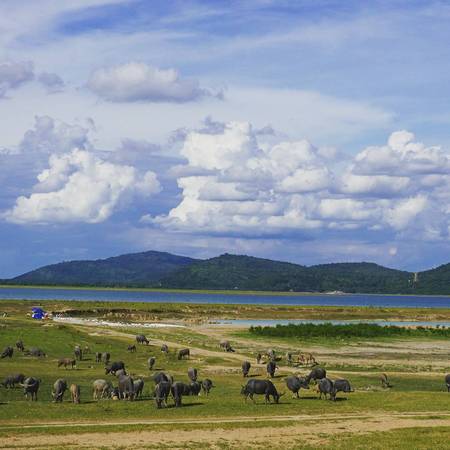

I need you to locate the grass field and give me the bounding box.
[1,300,450,449]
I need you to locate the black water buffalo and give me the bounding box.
[333,379,353,399]
[105,361,125,375]
[2,373,25,388]
[22,377,40,401]
[102,352,110,364]
[118,374,134,400]
[153,372,172,385]
[190,381,202,396]
[285,375,309,398]
[219,340,235,352]
[445,374,450,392]
[26,347,46,357]
[127,344,136,353]
[318,378,335,400]
[16,340,24,352]
[177,348,190,360]
[136,334,149,345]
[202,379,214,396]
[95,352,102,363]
[266,361,277,378]
[188,367,198,382]
[57,358,76,369]
[171,382,185,407]
[74,345,82,361]
[155,381,171,408]
[133,379,144,398]
[1,346,13,359]
[256,353,262,364]
[242,361,251,377]
[161,344,169,354]
[148,356,156,370]
[52,379,67,403]
[306,367,326,383]
[241,379,283,404]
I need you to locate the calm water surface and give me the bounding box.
[0,286,449,308]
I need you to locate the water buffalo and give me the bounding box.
[219,340,235,352]
[256,353,262,364]
[95,352,102,363]
[267,349,276,361]
[190,381,202,396]
[118,374,135,400]
[105,361,125,375]
[127,344,136,353]
[102,352,110,364]
[380,373,392,388]
[74,345,82,361]
[1,346,13,358]
[57,358,76,369]
[318,378,334,400]
[148,356,156,370]
[171,381,185,407]
[242,361,251,377]
[241,379,284,404]
[136,334,149,345]
[16,340,24,352]
[188,367,198,382]
[153,372,172,385]
[92,379,113,400]
[177,348,190,360]
[286,352,293,366]
[22,377,40,401]
[26,347,46,357]
[115,369,127,378]
[52,379,67,403]
[155,381,171,408]
[161,344,169,354]
[285,375,309,398]
[133,379,144,399]
[70,383,80,403]
[333,379,353,399]
[202,379,214,396]
[306,367,326,383]
[2,373,25,388]
[266,361,277,378]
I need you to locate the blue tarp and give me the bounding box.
[31,307,46,319]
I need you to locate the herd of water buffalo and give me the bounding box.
[2,335,450,408]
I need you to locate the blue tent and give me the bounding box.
[31,307,46,320]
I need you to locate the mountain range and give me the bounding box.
[2,250,449,295]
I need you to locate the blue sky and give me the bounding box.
[0,0,450,277]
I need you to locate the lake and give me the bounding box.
[1,286,450,308]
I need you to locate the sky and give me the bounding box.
[1,0,450,277]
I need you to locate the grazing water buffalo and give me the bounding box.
[202,379,214,396]
[22,377,40,401]
[148,356,156,371]
[256,353,262,364]
[242,361,251,377]
[133,379,144,399]
[57,358,76,369]
[188,367,198,382]
[177,348,190,360]
[155,381,171,408]
[190,381,202,396]
[95,352,102,363]
[16,340,24,352]
[102,352,110,364]
[1,346,13,359]
[318,378,334,400]
[118,375,135,400]
[26,347,46,357]
[127,344,136,353]
[74,345,82,361]
[333,379,353,399]
[380,373,392,388]
[306,367,326,383]
[153,372,172,385]
[2,373,25,388]
[171,382,185,407]
[285,375,309,398]
[161,344,169,354]
[52,379,67,403]
[219,340,235,352]
[105,361,125,375]
[241,379,284,404]
[267,349,276,361]
[445,374,450,392]
[70,384,80,403]
[92,379,113,400]
[266,361,277,378]
[136,334,149,345]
